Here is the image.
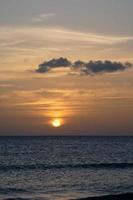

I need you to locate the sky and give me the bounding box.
[0,0,133,135]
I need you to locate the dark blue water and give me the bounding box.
[0,136,133,200]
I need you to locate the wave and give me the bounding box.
[0,187,28,194]
[5,199,31,200]
[4,198,47,200]
[4,193,133,200]
[0,162,133,172]
[74,193,133,200]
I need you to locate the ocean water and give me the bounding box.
[0,136,133,200]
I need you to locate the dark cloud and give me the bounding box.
[36,58,132,75]
[80,61,132,75]
[36,57,71,73]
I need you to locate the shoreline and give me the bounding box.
[74,193,133,200]
[3,193,133,200]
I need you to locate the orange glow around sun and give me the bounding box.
[51,118,62,128]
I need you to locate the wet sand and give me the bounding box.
[74,193,133,200]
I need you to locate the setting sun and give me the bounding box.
[52,119,62,128]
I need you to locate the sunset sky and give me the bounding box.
[0,0,133,135]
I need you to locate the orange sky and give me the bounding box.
[0,68,133,135]
[0,0,133,135]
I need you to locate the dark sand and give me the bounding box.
[74,193,133,200]
[5,193,133,200]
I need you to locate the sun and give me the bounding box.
[52,118,62,128]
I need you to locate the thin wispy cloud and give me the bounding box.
[1,26,133,46]
[32,13,55,22]
[0,26,133,70]
[0,83,13,88]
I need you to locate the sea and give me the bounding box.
[0,136,133,200]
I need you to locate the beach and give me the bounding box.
[74,193,133,200]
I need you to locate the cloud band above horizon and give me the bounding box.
[36,57,132,75]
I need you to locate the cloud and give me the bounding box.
[1,26,133,47]
[0,83,13,88]
[36,58,132,75]
[32,13,55,22]
[1,26,133,71]
[36,57,72,73]
[73,60,132,75]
